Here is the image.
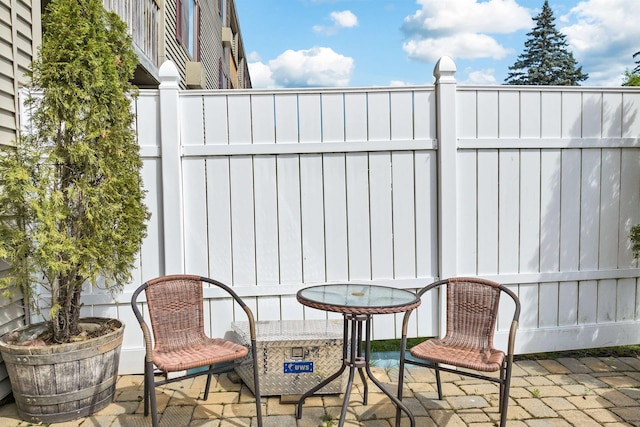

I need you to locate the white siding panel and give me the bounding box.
[623,93,640,138]
[369,152,393,279]
[477,150,498,274]
[346,153,371,280]
[617,278,637,321]
[520,150,541,272]
[207,158,233,283]
[519,283,539,330]
[136,94,160,149]
[257,296,281,321]
[139,158,162,281]
[477,91,498,138]
[579,149,601,270]
[322,93,345,143]
[390,91,413,141]
[414,90,436,140]
[230,156,256,285]
[299,94,321,143]
[539,150,561,273]
[597,279,616,323]
[457,151,477,274]
[204,96,229,144]
[499,91,520,139]
[368,92,391,141]
[577,280,598,324]
[582,92,602,138]
[300,154,326,282]
[562,92,582,138]
[520,91,541,139]
[457,91,477,138]
[251,94,275,144]
[599,149,620,269]
[228,95,252,144]
[498,150,519,274]
[344,92,367,142]
[276,155,303,284]
[538,282,559,328]
[281,295,304,320]
[181,96,204,145]
[602,92,622,138]
[415,151,437,278]
[392,151,416,278]
[618,149,640,267]
[275,94,298,143]
[183,158,209,276]
[560,150,581,271]
[323,153,349,281]
[254,156,280,285]
[558,281,578,326]
[541,92,561,138]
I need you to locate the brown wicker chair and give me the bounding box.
[131,275,263,427]
[396,277,520,427]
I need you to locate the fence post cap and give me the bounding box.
[159,60,180,88]
[433,56,456,83]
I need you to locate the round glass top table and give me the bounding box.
[297,283,420,314]
[295,284,420,427]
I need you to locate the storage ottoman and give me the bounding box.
[231,319,346,397]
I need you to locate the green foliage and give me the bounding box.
[622,70,640,86]
[0,0,149,343]
[505,0,588,85]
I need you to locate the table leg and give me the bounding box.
[296,316,350,420]
[297,313,415,427]
[363,317,415,427]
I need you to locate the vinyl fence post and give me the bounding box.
[158,61,185,275]
[434,56,457,335]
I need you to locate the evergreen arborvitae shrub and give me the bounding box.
[0,0,149,344]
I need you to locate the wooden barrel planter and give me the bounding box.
[0,317,124,424]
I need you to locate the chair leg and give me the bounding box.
[203,365,214,401]
[499,360,513,427]
[434,363,443,400]
[395,336,408,427]
[251,340,263,427]
[145,361,159,427]
[143,359,150,417]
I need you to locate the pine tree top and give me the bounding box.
[505,0,588,85]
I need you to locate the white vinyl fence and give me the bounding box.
[25,57,640,375]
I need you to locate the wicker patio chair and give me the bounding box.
[396,277,520,427]
[131,274,263,427]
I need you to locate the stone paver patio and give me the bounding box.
[1,356,640,426]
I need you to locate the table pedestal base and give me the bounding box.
[296,314,415,427]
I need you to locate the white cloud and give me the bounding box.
[248,62,275,88]
[404,33,513,63]
[402,0,531,63]
[462,69,498,85]
[560,0,640,85]
[314,10,358,35]
[389,80,412,87]
[250,47,354,88]
[331,10,358,28]
[247,51,262,62]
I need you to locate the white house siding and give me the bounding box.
[0,0,40,402]
[199,0,223,89]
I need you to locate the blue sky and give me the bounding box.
[235,0,638,88]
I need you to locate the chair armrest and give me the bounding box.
[131,284,154,362]
[200,277,258,341]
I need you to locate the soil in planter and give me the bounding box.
[2,318,121,346]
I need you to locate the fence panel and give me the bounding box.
[20,60,640,374]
